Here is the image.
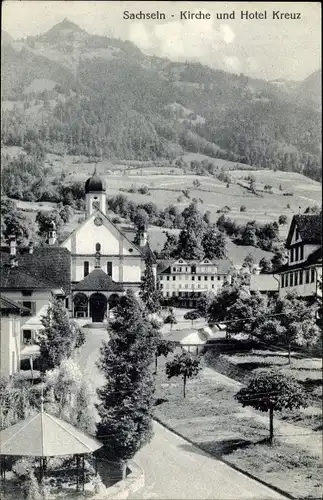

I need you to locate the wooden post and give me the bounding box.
[82,455,85,492]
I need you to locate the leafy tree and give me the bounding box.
[184,310,202,326]
[164,311,177,330]
[159,231,178,259]
[226,291,266,339]
[240,225,258,246]
[259,257,272,273]
[193,179,201,188]
[36,210,63,238]
[202,225,227,260]
[165,352,201,398]
[96,290,160,476]
[242,254,255,271]
[235,370,308,442]
[196,291,215,317]
[140,254,161,314]
[177,229,204,260]
[73,379,96,434]
[1,204,36,246]
[271,246,287,271]
[278,215,288,225]
[154,339,175,373]
[39,298,85,372]
[257,292,320,363]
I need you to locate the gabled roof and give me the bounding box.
[0,247,71,294]
[286,214,322,247]
[158,258,233,275]
[73,269,125,292]
[61,209,146,259]
[0,295,30,313]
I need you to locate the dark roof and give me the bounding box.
[286,214,322,247]
[277,246,322,273]
[0,266,55,290]
[0,295,30,313]
[138,243,156,263]
[84,173,106,193]
[0,247,71,294]
[73,269,125,292]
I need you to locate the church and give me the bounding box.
[60,171,156,322]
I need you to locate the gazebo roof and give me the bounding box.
[0,410,103,457]
[73,269,125,292]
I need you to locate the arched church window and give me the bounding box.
[96,243,101,252]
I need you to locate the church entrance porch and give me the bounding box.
[89,293,107,323]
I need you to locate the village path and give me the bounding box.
[76,326,286,500]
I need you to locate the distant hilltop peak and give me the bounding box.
[37,17,87,42]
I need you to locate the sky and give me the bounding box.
[2,1,321,81]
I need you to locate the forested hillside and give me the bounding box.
[1,19,322,181]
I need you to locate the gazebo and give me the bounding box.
[0,400,103,491]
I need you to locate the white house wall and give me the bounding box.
[0,316,21,377]
[2,291,52,318]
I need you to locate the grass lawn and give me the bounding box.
[153,351,322,499]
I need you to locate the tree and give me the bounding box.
[271,246,287,271]
[96,290,160,477]
[177,229,205,260]
[278,215,288,225]
[226,291,267,339]
[160,231,179,259]
[235,370,308,442]
[240,225,258,246]
[39,298,85,372]
[155,339,175,373]
[240,205,247,212]
[165,352,201,398]
[140,254,161,314]
[164,311,177,330]
[2,205,36,246]
[202,225,227,260]
[242,253,254,271]
[259,257,272,273]
[184,310,201,326]
[257,292,320,363]
[193,179,201,188]
[36,210,63,238]
[196,291,215,317]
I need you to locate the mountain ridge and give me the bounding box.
[1,20,321,182]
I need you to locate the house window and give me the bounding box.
[23,330,32,344]
[290,248,294,263]
[212,284,215,289]
[179,267,182,272]
[191,265,196,274]
[84,261,89,277]
[65,298,69,309]
[289,273,294,286]
[160,284,163,289]
[295,246,299,262]
[192,276,195,281]
[96,242,101,252]
[305,269,310,284]
[167,276,170,281]
[173,267,176,272]
[295,227,300,240]
[217,276,221,281]
[299,270,303,285]
[107,261,113,277]
[300,245,304,260]
[204,276,208,281]
[198,276,201,281]
[211,276,214,281]
[294,271,298,286]
[173,276,176,281]
[311,268,315,283]
[22,301,36,315]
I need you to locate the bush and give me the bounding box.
[240,205,247,212]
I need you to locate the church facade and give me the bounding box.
[60,171,156,322]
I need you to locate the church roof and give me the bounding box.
[0,247,71,294]
[73,269,125,292]
[84,172,106,193]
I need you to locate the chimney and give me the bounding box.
[9,235,17,256]
[28,242,34,254]
[139,224,148,247]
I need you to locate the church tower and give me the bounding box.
[84,168,106,216]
